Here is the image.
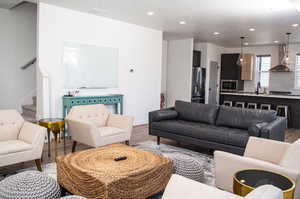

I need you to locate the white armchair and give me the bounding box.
[162,174,283,199]
[66,104,134,151]
[215,137,300,199]
[0,110,46,171]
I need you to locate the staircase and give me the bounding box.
[22,96,37,123]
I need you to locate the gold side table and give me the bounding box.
[39,118,66,159]
[233,169,295,199]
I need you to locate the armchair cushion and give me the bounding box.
[0,140,32,155]
[98,127,125,137]
[0,110,24,141]
[67,105,110,127]
[280,139,300,171]
[245,185,283,199]
[244,137,290,164]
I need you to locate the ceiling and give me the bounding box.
[5,0,300,47]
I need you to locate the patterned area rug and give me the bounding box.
[0,141,215,198]
[135,141,215,186]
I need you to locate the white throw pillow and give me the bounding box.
[245,185,283,199]
[280,139,300,171]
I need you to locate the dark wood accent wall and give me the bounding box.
[220,94,300,129]
[221,54,244,90]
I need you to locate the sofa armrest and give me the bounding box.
[261,117,287,141]
[149,108,178,123]
[244,137,290,164]
[107,114,134,134]
[66,119,100,147]
[214,151,300,193]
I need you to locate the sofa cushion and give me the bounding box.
[152,120,249,147]
[279,139,300,171]
[216,106,277,130]
[0,140,32,155]
[175,101,219,125]
[245,185,283,199]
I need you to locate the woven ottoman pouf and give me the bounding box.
[0,171,61,199]
[164,153,205,182]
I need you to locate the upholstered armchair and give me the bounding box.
[66,104,134,151]
[162,174,283,199]
[215,137,300,199]
[0,110,46,171]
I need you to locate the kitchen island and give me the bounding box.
[220,92,300,129]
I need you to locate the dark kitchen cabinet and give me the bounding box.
[221,53,244,90]
[193,50,201,67]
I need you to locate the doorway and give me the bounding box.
[208,61,219,105]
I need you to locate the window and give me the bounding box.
[257,55,271,88]
[295,54,300,88]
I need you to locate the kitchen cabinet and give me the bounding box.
[221,54,244,90]
[241,54,254,81]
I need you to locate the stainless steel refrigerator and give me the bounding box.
[191,67,206,103]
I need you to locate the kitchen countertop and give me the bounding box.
[220,92,300,100]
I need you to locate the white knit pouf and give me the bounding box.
[164,153,205,182]
[0,171,61,199]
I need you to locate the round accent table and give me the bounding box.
[39,118,66,158]
[233,169,295,199]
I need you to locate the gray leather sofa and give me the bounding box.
[149,101,287,155]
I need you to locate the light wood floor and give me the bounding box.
[1,125,300,174]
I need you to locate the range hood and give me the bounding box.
[270,44,291,72]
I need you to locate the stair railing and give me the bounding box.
[21,57,36,70]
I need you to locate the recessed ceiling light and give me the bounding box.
[244,42,249,45]
[147,11,155,16]
[179,21,186,25]
[274,40,279,43]
[292,23,299,27]
[249,28,256,32]
[213,32,220,35]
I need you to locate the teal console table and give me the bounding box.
[63,95,123,118]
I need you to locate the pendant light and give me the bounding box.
[285,32,291,63]
[237,36,245,66]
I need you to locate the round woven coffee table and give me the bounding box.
[164,153,205,182]
[57,144,172,199]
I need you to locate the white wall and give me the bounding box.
[38,3,162,125]
[166,39,194,107]
[224,44,300,93]
[0,4,37,112]
[161,41,168,95]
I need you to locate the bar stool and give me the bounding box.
[260,104,271,110]
[247,103,257,109]
[223,101,233,107]
[276,105,289,118]
[235,102,245,108]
